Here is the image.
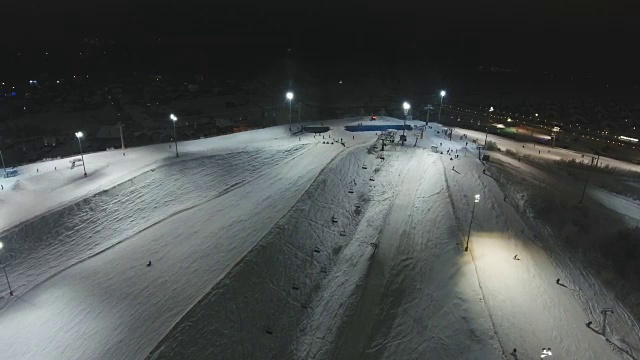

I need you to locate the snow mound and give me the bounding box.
[10,180,30,192]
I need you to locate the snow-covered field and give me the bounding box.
[1,117,639,359]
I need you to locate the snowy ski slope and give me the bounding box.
[0,118,639,359]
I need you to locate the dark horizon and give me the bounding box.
[2,0,639,87]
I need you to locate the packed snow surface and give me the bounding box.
[0,118,639,359]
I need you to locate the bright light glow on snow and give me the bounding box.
[170,113,178,121]
[75,131,83,138]
[403,102,411,110]
[440,90,446,97]
[286,91,293,100]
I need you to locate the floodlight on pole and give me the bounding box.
[75,131,87,176]
[402,102,411,136]
[438,90,446,123]
[170,113,179,158]
[286,91,294,132]
[465,194,480,251]
[0,241,13,296]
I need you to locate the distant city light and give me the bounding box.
[170,113,178,121]
[440,90,446,97]
[75,131,83,138]
[286,91,294,100]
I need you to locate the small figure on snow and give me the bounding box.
[586,321,593,328]
[513,254,520,260]
[123,152,126,156]
[504,195,507,202]
[482,169,486,174]
[452,166,455,170]
[353,136,355,139]
[147,261,152,267]
[556,278,560,284]
[511,348,517,355]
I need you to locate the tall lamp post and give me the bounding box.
[75,132,87,176]
[438,90,446,123]
[0,149,6,177]
[402,101,411,136]
[286,91,294,132]
[465,194,480,251]
[0,242,13,296]
[170,113,179,158]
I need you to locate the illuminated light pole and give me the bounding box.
[402,102,411,136]
[465,194,480,252]
[170,113,179,158]
[438,90,446,123]
[0,242,13,296]
[286,91,294,132]
[75,132,87,176]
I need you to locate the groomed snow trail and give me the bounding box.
[148,143,381,359]
[334,148,501,359]
[0,146,308,309]
[437,124,639,359]
[0,143,342,359]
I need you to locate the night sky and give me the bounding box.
[2,0,639,86]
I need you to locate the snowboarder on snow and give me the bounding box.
[556,278,560,284]
[586,321,592,327]
[147,261,152,267]
[513,254,520,260]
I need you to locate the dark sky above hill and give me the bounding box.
[2,0,639,85]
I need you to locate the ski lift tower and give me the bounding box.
[600,307,614,337]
